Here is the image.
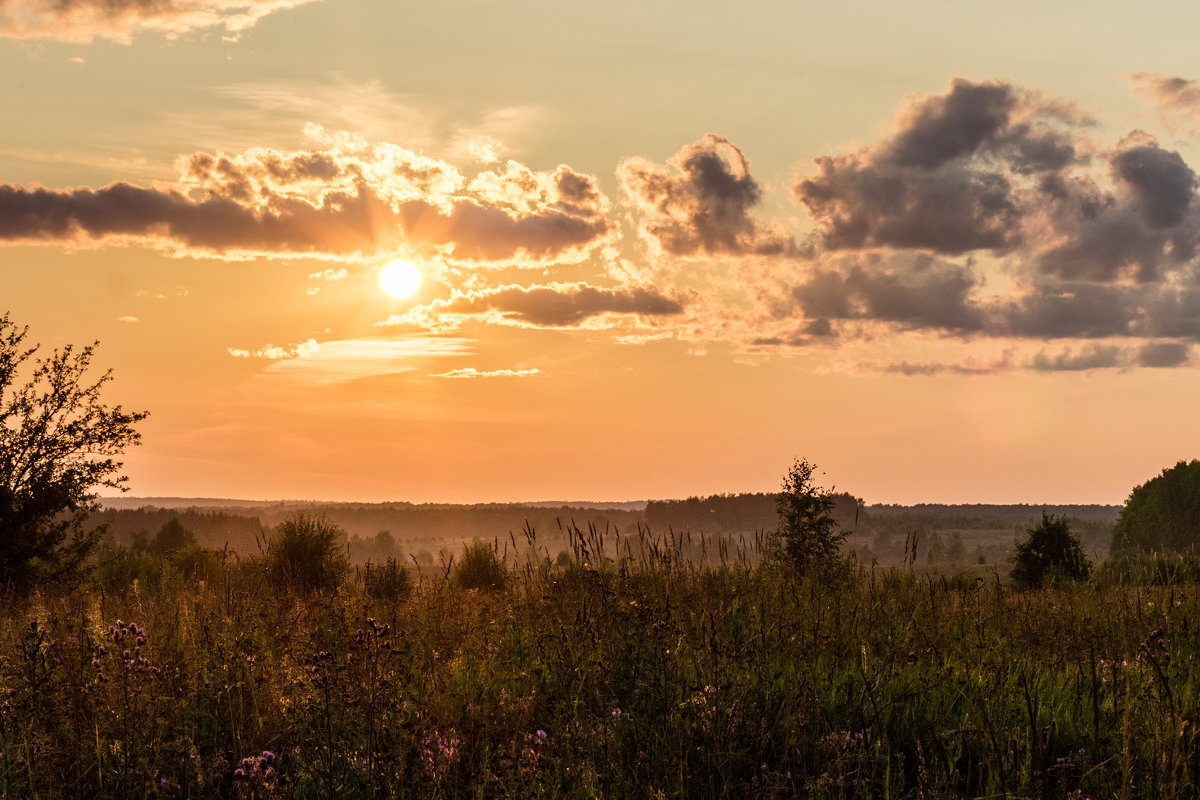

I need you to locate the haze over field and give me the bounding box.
[3,0,1199,505]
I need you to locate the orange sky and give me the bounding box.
[3,0,1200,504]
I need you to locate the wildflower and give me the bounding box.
[536,729,547,740]
[611,708,622,718]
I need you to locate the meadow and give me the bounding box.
[2,521,1199,799]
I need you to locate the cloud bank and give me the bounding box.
[0,0,320,43]
[0,137,612,265]
[13,74,1200,373]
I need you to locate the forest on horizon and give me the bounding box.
[89,493,1120,570]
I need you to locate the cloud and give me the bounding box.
[1028,344,1124,372]
[383,282,683,330]
[1000,282,1133,339]
[788,253,985,334]
[0,137,613,264]
[619,134,793,257]
[117,315,138,323]
[429,367,541,379]
[794,79,1087,254]
[0,0,320,44]
[309,268,348,282]
[1110,137,1197,229]
[1130,72,1200,135]
[236,336,474,384]
[743,77,1200,371]
[882,359,1009,377]
[1138,340,1192,367]
[229,338,320,360]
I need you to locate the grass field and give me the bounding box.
[2,525,1199,799]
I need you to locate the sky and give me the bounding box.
[3,0,1200,505]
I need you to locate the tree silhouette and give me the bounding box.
[1111,460,1200,554]
[773,458,847,574]
[0,313,148,588]
[1010,512,1090,589]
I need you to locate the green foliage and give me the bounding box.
[0,313,148,590]
[1011,511,1090,589]
[93,541,158,592]
[266,512,348,593]
[772,457,847,574]
[1111,459,1200,554]
[361,556,412,602]
[452,540,507,591]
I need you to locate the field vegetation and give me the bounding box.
[3,515,1200,798]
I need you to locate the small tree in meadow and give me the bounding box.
[1010,511,1090,589]
[773,458,846,575]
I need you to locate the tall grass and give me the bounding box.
[2,534,1200,797]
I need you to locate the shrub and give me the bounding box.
[452,541,507,591]
[1011,512,1090,589]
[266,512,348,593]
[94,541,159,591]
[362,557,413,602]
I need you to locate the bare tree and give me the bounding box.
[0,313,148,588]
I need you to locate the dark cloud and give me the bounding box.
[1139,341,1192,367]
[418,283,683,327]
[0,145,612,262]
[795,155,1021,253]
[794,78,1086,255]
[396,198,609,262]
[1032,139,1198,282]
[1110,141,1197,229]
[1001,283,1133,339]
[884,80,1020,169]
[619,134,793,257]
[882,360,1005,376]
[1029,345,1124,372]
[0,0,319,43]
[776,78,1200,369]
[1032,213,1185,283]
[0,181,394,253]
[789,254,985,333]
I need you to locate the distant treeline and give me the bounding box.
[93,494,1121,562]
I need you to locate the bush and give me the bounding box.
[361,557,413,602]
[266,512,348,594]
[93,541,159,591]
[1011,512,1090,589]
[453,541,507,591]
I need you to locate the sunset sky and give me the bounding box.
[4,0,1200,504]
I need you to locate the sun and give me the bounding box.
[380,259,421,298]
